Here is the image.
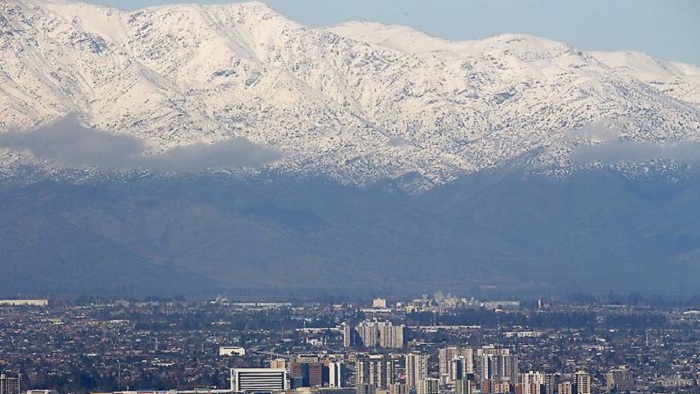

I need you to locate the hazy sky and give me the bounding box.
[84,0,700,66]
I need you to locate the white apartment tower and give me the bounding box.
[575,371,591,394]
[329,362,344,388]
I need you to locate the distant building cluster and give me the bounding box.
[231,356,346,393]
[7,294,700,394]
[225,346,594,394]
[343,321,405,349]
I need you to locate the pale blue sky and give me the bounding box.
[86,0,700,66]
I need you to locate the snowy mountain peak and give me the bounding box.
[324,23,571,58]
[0,0,699,190]
[323,21,457,53]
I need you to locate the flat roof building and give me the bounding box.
[0,299,48,307]
[231,368,288,394]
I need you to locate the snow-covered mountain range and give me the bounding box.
[1,0,700,188]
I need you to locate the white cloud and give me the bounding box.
[0,115,281,172]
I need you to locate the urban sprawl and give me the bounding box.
[1,295,700,394]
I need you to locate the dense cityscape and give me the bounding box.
[2,296,700,394]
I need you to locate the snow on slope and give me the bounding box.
[591,51,700,106]
[322,21,473,55]
[1,0,699,188]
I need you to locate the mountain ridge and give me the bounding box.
[1,0,699,190]
[1,1,700,297]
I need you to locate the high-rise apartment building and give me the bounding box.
[520,372,546,394]
[357,321,381,347]
[450,357,465,383]
[352,321,405,349]
[379,324,405,349]
[477,347,511,357]
[478,353,518,383]
[388,383,407,394]
[356,355,397,389]
[439,347,474,384]
[574,371,591,394]
[557,381,572,394]
[543,374,557,394]
[328,362,345,388]
[343,323,356,348]
[0,375,19,394]
[357,383,376,394]
[416,379,439,394]
[405,353,429,389]
[455,378,475,394]
[477,349,518,384]
[477,347,508,382]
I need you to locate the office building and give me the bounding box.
[231,368,288,393]
[289,355,323,388]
